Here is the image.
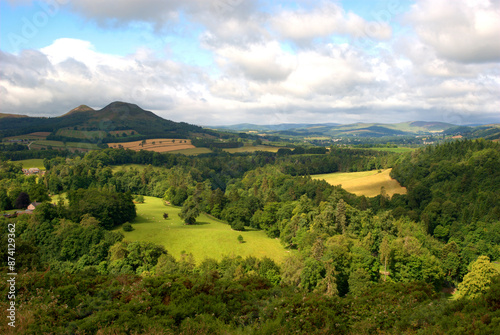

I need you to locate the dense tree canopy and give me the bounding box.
[0,138,499,334]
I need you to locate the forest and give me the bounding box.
[0,139,499,334]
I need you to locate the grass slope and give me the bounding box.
[312,168,407,198]
[121,196,289,264]
[31,140,100,150]
[223,145,283,153]
[363,147,416,154]
[169,147,213,155]
[16,159,46,169]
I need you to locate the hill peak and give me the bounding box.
[62,105,95,117]
[97,101,163,122]
[102,101,142,111]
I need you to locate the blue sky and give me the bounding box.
[1,0,499,125]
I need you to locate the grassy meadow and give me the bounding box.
[169,147,213,155]
[313,168,407,197]
[4,132,50,141]
[223,145,283,153]
[56,128,107,139]
[120,196,289,264]
[31,140,100,150]
[16,158,46,169]
[363,147,416,154]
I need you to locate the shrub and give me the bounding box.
[122,222,134,232]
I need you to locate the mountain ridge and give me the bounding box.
[0,101,215,141]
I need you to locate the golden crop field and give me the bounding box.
[108,139,195,153]
[312,168,407,198]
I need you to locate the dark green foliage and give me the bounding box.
[67,188,136,229]
[390,139,500,260]
[1,135,499,334]
[122,222,133,231]
[0,187,12,210]
[178,196,200,224]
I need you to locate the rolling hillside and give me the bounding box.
[217,121,458,137]
[0,101,218,141]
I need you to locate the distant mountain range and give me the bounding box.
[0,102,217,141]
[213,121,456,137]
[1,103,499,143]
[214,123,341,132]
[213,121,500,139]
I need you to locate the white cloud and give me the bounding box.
[272,2,392,44]
[407,0,500,63]
[213,41,297,82]
[0,38,209,118]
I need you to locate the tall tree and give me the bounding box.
[178,196,201,225]
[379,236,392,282]
[336,199,346,234]
[456,256,498,299]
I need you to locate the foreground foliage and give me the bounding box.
[1,139,499,334]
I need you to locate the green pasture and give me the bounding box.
[120,196,289,264]
[32,140,100,150]
[363,147,416,153]
[169,147,213,155]
[16,159,46,169]
[56,129,106,139]
[223,145,282,153]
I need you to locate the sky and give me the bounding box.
[1,0,499,126]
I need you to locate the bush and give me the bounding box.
[122,222,134,232]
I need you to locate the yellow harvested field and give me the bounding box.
[108,139,195,153]
[312,168,407,198]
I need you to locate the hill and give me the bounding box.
[0,112,29,119]
[215,122,340,132]
[60,104,95,116]
[0,101,217,142]
[216,121,457,137]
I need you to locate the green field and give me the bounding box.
[312,168,407,197]
[32,140,100,150]
[223,145,282,153]
[169,147,213,155]
[16,159,46,169]
[119,196,289,264]
[56,129,107,139]
[363,147,416,153]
